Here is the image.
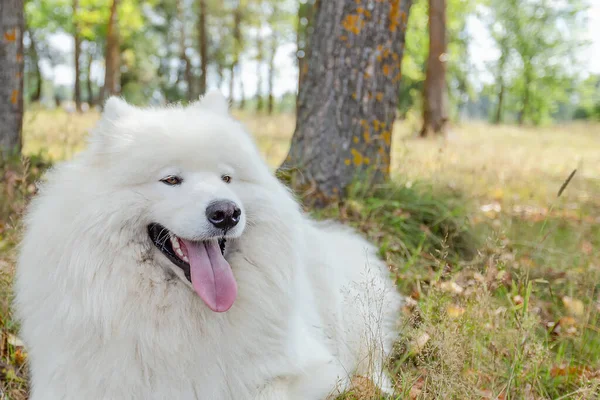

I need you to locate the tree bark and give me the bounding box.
[256,29,264,112]
[177,0,193,101]
[282,0,413,206]
[73,0,82,112]
[0,0,24,156]
[28,29,42,103]
[229,4,242,104]
[101,0,120,104]
[86,44,95,106]
[494,82,504,124]
[296,0,314,104]
[198,0,207,96]
[420,0,448,137]
[493,36,508,124]
[267,33,276,115]
[229,64,235,102]
[239,77,245,109]
[519,62,532,125]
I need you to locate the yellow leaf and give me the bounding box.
[562,296,584,317]
[447,305,466,318]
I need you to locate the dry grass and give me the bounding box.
[1,108,600,399]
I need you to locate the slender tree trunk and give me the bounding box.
[178,0,193,101]
[230,5,242,104]
[282,0,413,206]
[28,29,42,102]
[0,0,25,156]
[420,0,448,137]
[198,0,208,96]
[229,64,235,101]
[239,77,245,109]
[267,34,276,115]
[101,0,120,104]
[493,38,508,124]
[86,45,95,106]
[216,62,224,88]
[494,82,504,124]
[519,63,532,125]
[73,0,82,112]
[256,29,264,112]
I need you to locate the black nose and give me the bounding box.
[206,200,241,230]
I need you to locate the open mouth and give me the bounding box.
[147,223,237,312]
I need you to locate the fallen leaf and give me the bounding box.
[7,333,24,347]
[440,281,464,295]
[412,333,430,354]
[14,348,27,366]
[562,296,584,317]
[447,305,466,318]
[473,272,485,283]
[581,241,593,255]
[550,364,590,378]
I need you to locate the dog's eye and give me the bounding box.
[221,175,232,184]
[160,175,183,186]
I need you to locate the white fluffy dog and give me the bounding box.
[14,92,402,399]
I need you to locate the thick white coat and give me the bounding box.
[14,92,402,400]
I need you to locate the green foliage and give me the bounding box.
[484,0,589,125]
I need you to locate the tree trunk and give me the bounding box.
[494,82,504,124]
[28,29,42,103]
[101,0,120,104]
[229,5,242,104]
[198,0,207,96]
[239,77,245,109]
[229,64,235,101]
[296,0,314,104]
[267,33,276,115]
[0,0,24,156]
[256,29,264,112]
[420,0,448,137]
[519,63,532,125]
[282,0,413,206]
[73,0,82,112]
[178,0,193,101]
[86,45,95,106]
[493,36,508,124]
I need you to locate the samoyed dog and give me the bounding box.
[14,91,402,400]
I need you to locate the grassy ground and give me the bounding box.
[1,108,599,399]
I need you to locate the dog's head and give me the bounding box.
[85,91,278,312]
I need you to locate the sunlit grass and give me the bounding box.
[1,108,599,399]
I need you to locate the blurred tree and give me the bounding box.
[282,0,413,206]
[100,0,120,102]
[255,0,264,112]
[73,0,82,111]
[229,0,244,105]
[177,0,193,100]
[198,0,207,96]
[486,0,587,125]
[0,0,25,156]
[421,0,448,136]
[25,28,43,102]
[400,0,475,122]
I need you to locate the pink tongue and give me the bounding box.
[181,240,237,312]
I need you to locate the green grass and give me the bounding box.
[1,109,599,399]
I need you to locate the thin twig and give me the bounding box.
[557,169,577,198]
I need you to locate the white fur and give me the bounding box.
[14,93,402,400]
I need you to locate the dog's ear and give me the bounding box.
[102,96,135,120]
[88,97,136,155]
[194,90,230,115]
